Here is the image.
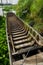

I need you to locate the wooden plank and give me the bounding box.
[11,29,26,35]
[12,45,41,55]
[12,31,27,37]
[11,30,26,35]
[13,34,30,41]
[11,27,24,30]
[14,37,32,44]
[9,35,15,52]
[15,40,35,49]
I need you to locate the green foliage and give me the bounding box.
[0,16,9,65]
[33,22,43,33]
[3,5,17,12]
[30,0,43,14]
[16,0,33,17]
[15,0,43,34]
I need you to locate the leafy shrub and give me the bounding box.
[0,16,9,65]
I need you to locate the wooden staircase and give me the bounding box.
[6,12,43,65]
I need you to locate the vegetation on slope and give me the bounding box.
[0,16,9,65]
[16,0,43,35]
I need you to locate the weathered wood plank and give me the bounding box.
[15,40,35,49]
[12,46,41,55]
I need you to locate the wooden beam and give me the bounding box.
[12,46,41,56]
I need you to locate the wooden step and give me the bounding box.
[11,30,26,35]
[11,27,24,31]
[11,29,24,32]
[11,28,25,33]
[11,28,23,31]
[11,27,28,34]
[11,29,26,35]
[13,34,30,41]
[14,37,32,45]
[12,25,24,29]
[15,40,35,49]
[12,45,41,55]
[11,26,25,31]
[12,31,28,38]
